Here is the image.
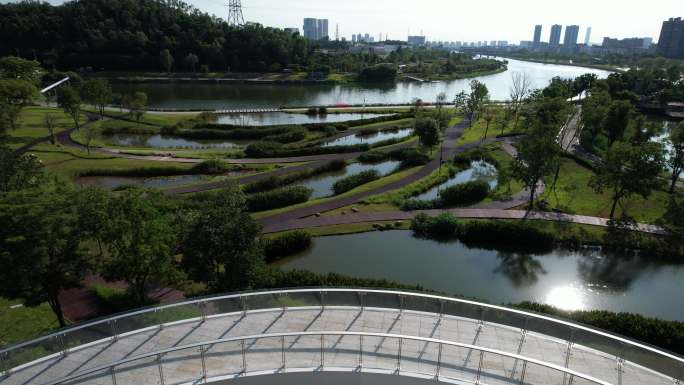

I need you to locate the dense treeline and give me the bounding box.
[0,0,312,72]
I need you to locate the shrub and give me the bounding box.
[245,142,370,158]
[262,231,313,262]
[358,151,388,163]
[262,128,307,143]
[400,199,436,211]
[246,186,312,212]
[91,284,157,313]
[439,180,490,207]
[243,160,347,194]
[332,170,380,195]
[459,221,555,253]
[244,141,285,158]
[389,148,430,168]
[410,213,461,238]
[190,159,232,174]
[318,106,328,115]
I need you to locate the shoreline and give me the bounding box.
[498,56,623,73]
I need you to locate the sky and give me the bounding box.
[4,0,682,44]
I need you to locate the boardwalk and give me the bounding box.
[1,289,679,385]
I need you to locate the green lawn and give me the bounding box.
[0,298,59,347]
[541,157,674,223]
[4,107,87,150]
[457,115,521,146]
[84,108,199,127]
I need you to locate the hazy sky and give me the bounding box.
[5,0,682,44]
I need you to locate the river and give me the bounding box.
[277,231,684,321]
[111,58,611,109]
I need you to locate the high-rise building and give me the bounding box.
[407,35,426,46]
[303,18,318,40]
[549,24,562,46]
[317,19,329,40]
[352,34,357,43]
[564,25,580,47]
[657,17,684,59]
[584,27,592,45]
[533,25,543,46]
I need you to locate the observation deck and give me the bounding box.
[1,289,682,385]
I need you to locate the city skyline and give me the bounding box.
[6,0,682,44]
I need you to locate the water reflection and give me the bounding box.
[322,128,413,147]
[217,112,389,126]
[415,161,498,201]
[279,231,684,320]
[75,175,207,190]
[299,160,400,199]
[112,58,612,109]
[107,134,241,149]
[494,252,547,288]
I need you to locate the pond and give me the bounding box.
[106,133,242,149]
[322,128,413,147]
[299,161,401,199]
[414,161,498,201]
[216,112,390,126]
[111,58,612,109]
[277,231,684,321]
[75,175,208,190]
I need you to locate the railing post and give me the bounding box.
[200,301,207,323]
[240,296,247,318]
[109,320,119,342]
[110,366,117,385]
[199,345,207,382]
[280,293,287,314]
[616,342,625,385]
[320,334,325,369]
[478,307,485,330]
[241,339,247,373]
[436,342,443,379]
[358,335,364,370]
[476,350,484,384]
[396,337,403,374]
[281,336,286,371]
[358,292,366,313]
[0,352,9,379]
[157,354,165,385]
[519,361,527,385]
[58,333,68,356]
[439,300,445,319]
[398,294,404,319]
[563,328,575,385]
[320,290,326,311]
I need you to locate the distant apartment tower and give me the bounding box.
[657,17,684,59]
[303,18,318,39]
[549,24,562,46]
[302,18,329,40]
[533,25,543,46]
[564,25,580,47]
[584,27,592,45]
[408,35,426,46]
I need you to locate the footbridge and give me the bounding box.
[1,289,682,385]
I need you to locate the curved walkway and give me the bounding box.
[1,289,678,385]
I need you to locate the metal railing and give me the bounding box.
[2,288,683,382]
[44,331,613,385]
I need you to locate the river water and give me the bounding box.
[111,59,611,109]
[277,231,684,321]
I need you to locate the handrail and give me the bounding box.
[2,288,683,378]
[45,331,613,385]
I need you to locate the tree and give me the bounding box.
[434,92,450,130]
[44,112,56,144]
[101,188,180,304]
[81,79,112,118]
[453,91,467,113]
[159,49,174,73]
[0,79,38,134]
[74,187,111,257]
[481,105,495,144]
[589,142,665,219]
[82,124,97,155]
[0,187,89,327]
[0,56,42,85]
[57,85,82,130]
[181,185,264,291]
[0,145,43,192]
[184,53,199,73]
[581,89,611,146]
[465,80,489,126]
[512,134,559,210]
[128,92,147,127]
[415,117,440,153]
[509,72,532,128]
[604,100,633,147]
[667,122,684,193]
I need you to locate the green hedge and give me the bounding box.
[389,148,431,168]
[244,141,370,158]
[262,231,313,262]
[439,180,490,207]
[411,213,461,238]
[246,186,312,212]
[358,151,388,163]
[459,220,555,253]
[332,170,380,195]
[244,160,347,194]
